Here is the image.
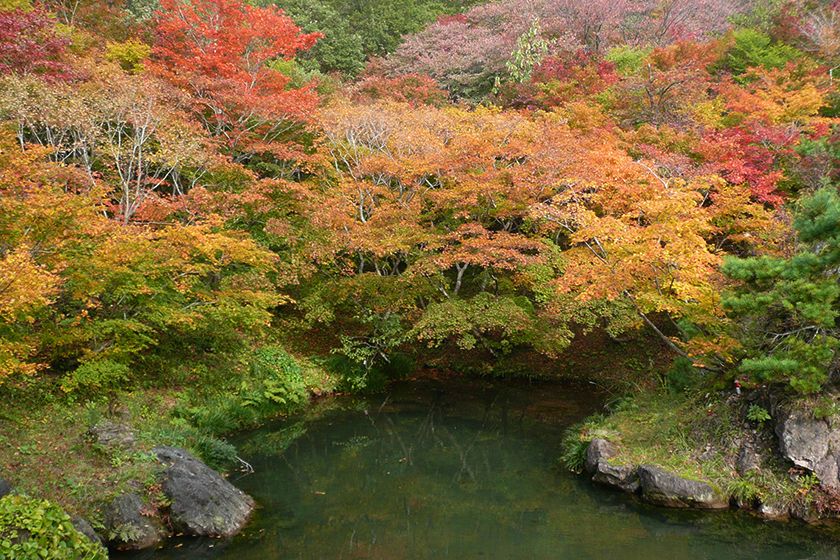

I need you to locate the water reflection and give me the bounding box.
[122,378,839,560]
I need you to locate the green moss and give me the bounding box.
[565,390,804,508]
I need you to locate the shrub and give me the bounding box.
[724,28,801,75]
[60,359,130,395]
[324,351,413,393]
[324,353,372,392]
[666,357,702,394]
[0,0,31,10]
[377,352,415,381]
[246,346,308,409]
[605,45,650,76]
[352,73,448,106]
[61,359,130,412]
[813,396,840,420]
[104,39,151,73]
[746,404,771,424]
[176,397,259,434]
[559,428,589,474]
[0,495,107,560]
[168,347,309,453]
[192,434,238,471]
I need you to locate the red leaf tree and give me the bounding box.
[151,0,321,161]
[0,9,74,82]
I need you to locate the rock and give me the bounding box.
[788,500,819,523]
[757,500,789,520]
[584,439,638,492]
[698,444,715,462]
[71,516,103,545]
[584,439,616,474]
[87,420,136,450]
[154,446,254,537]
[775,407,840,489]
[637,465,728,509]
[0,477,11,498]
[103,493,165,550]
[736,442,761,475]
[592,462,640,493]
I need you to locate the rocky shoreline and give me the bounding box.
[1,421,256,553]
[580,396,840,524]
[102,444,255,551]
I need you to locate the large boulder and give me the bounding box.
[87,420,136,450]
[637,465,728,509]
[103,493,165,550]
[0,477,11,498]
[154,446,254,537]
[775,408,840,489]
[585,439,638,492]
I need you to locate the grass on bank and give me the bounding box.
[0,327,694,537]
[562,384,811,511]
[0,346,341,528]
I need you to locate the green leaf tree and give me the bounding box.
[506,19,551,83]
[724,187,840,393]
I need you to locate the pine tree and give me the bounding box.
[724,187,840,393]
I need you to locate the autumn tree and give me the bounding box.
[0,8,75,81]
[378,17,512,100]
[696,125,791,205]
[351,73,448,106]
[0,128,280,388]
[611,40,722,126]
[0,138,65,378]
[493,50,620,110]
[506,20,551,83]
[379,0,750,99]
[635,0,751,45]
[722,28,802,76]
[284,99,776,377]
[151,0,321,166]
[800,3,840,78]
[0,70,213,223]
[272,0,468,75]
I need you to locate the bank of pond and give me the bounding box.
[103,377,839,560]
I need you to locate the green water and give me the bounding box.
[127,378,838,560]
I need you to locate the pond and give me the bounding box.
[126,377,838,560]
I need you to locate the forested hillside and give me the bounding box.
[2,0,840,555]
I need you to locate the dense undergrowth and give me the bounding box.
[0,343,362,536]
[0,495,107,559]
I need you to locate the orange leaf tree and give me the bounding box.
[0,129,280,388]
[281,99,774,375]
